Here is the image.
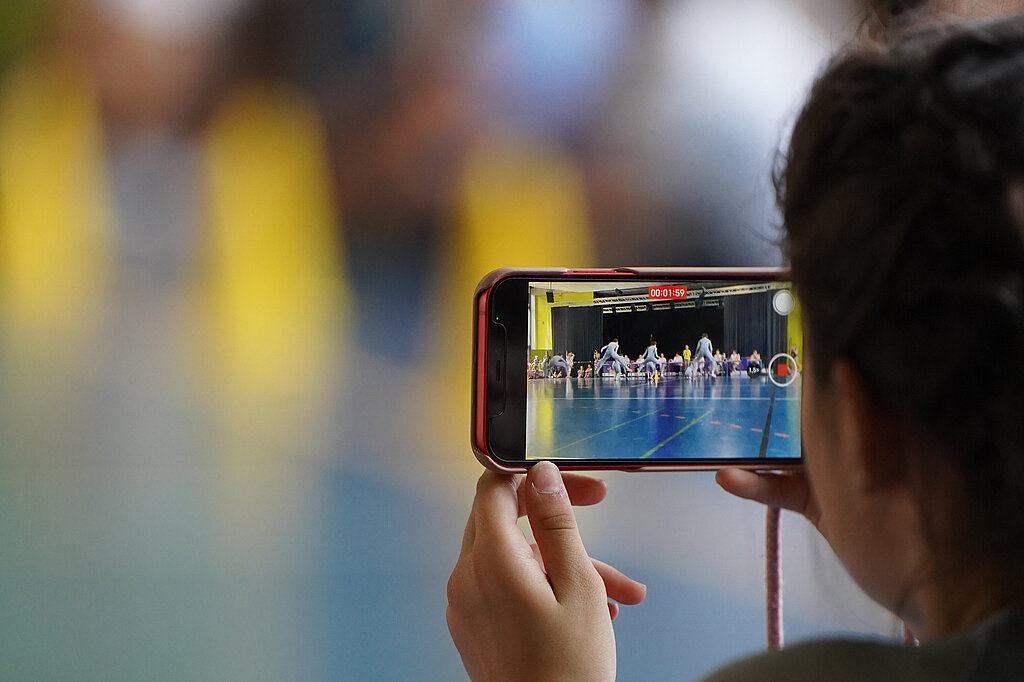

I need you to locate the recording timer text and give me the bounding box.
[648,286,688,300]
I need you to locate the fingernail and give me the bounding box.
[531,461,563,494]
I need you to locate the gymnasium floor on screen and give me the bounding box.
[527,373,800,460]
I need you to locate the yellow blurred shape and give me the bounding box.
[0,56,348,403]
[442,132,595,356]
[417,131,596,479]
[0,54,348,576]
[203,83,348,402]
[455,133,593,276]
[528,385,555,458]
[0,54,113,343]
[786,292,802,370]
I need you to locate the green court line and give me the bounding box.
[641,408,715,459]
[548,411,657,455]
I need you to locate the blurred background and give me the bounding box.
[0,0,985,679]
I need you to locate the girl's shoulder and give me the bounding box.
[702,611,1024,682]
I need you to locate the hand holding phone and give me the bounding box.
[472,268,803,471]
[446,462,646,681]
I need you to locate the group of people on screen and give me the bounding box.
[529,334,770,380]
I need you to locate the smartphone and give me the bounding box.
[472,268,803,472]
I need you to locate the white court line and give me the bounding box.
[545,411,659,455]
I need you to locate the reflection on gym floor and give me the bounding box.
[528,374,800,460]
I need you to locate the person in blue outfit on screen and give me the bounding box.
[594,338,629,378]
[689,332,717,378]
[545,352,573,378]
[639,339,664,380]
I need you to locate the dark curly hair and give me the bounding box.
[778,16,1024,568]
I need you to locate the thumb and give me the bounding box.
[526,461,602,603]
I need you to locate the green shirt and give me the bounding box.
[703,611,1024,682]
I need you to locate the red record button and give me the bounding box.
[648,285,687,300]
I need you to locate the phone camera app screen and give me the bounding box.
[525,280,801,461]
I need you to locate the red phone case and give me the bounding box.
[472,267,805,472]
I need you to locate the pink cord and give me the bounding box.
[766,505,784,650]
[763,504,920,652]
[764,504,922,651]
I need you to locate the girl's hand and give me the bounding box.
[447,462,646,681]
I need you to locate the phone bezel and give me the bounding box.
[472,267,805,472]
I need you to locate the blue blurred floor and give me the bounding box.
[0,435,894,680]
[313,470,468,680]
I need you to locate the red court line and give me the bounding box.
[710,420,721,425]
[729,424,741,429]
[661,414,671,418]
[774,432,790,438]
[750,427,762,432]
[675,416,686,420]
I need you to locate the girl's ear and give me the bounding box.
[831,361,905,492]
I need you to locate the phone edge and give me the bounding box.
[470,266,803,473]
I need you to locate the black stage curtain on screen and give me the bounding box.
[552,294,786,362]
[553,305,725,360]
[603,307,724,357]
[551,306,604,360]
[722,292,788,358]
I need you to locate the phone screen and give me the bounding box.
[523,278,801,462]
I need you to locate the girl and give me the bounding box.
[447,16,1024,680]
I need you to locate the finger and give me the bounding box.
[516,471,607,518]
[472,470,526,547]
[524,461,601,603]
[592,558,646,606]
[715,468,814,517]
[562,473,608,506]
[461,471,519,554]
[608,601,619,620]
